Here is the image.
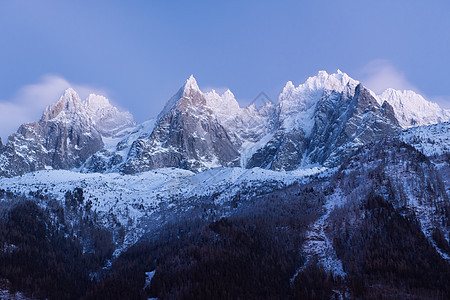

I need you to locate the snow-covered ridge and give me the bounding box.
[85,94,136,137]
[401,122,450,156]
[377,88,450,128]
[0,166,326,248]
[276,70,449,132]
[156,75,243,123]
[279,70,359,115]
[41,88,84,122]
[2,70,450,177]
[43,72,448,137]
[0,166,326,218]
[41,88,135,137]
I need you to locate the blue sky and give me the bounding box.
[0,0,449,140]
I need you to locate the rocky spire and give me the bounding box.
[41,88,84,122]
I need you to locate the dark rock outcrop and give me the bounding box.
[306,84,400,166]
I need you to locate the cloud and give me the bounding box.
[359,60,419,94]
[0,75,108,142]
[359,60,450,109]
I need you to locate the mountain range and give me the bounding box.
[0,70,449,299]
[1,70,448,177]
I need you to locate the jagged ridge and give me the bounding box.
[1,70,450,177]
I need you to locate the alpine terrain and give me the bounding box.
[0,70,449,299]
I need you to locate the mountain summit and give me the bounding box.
[377,88,450,128]
[41,88,84,121]
[0,89,135,177]
[119,75,241,174]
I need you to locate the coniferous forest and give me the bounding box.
[0,182,449,299]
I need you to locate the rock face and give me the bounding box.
[0,89,135,177]
[120,76,241,173]
[305,84,400,166]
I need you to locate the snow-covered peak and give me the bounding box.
[302,70,359,92]
[61,88,83,108]
[86,94,110,111]
[85,94,136,137]
[380,88,429,106]
[158,76,243,124]
[378,88,450,128]
[39,88,135,138]
[157,75,203,121]
[204,89,241,116]
[222,89,235,100]
[278,70,359,118]
[41,88,84,121]
[279,81,295,102]
[85,94,122,118]
[303,70,330,90]
[183,75,201,97]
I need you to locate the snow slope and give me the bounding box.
[377,89,450,128]
[401,122,450,156]
[0,166,326,251]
